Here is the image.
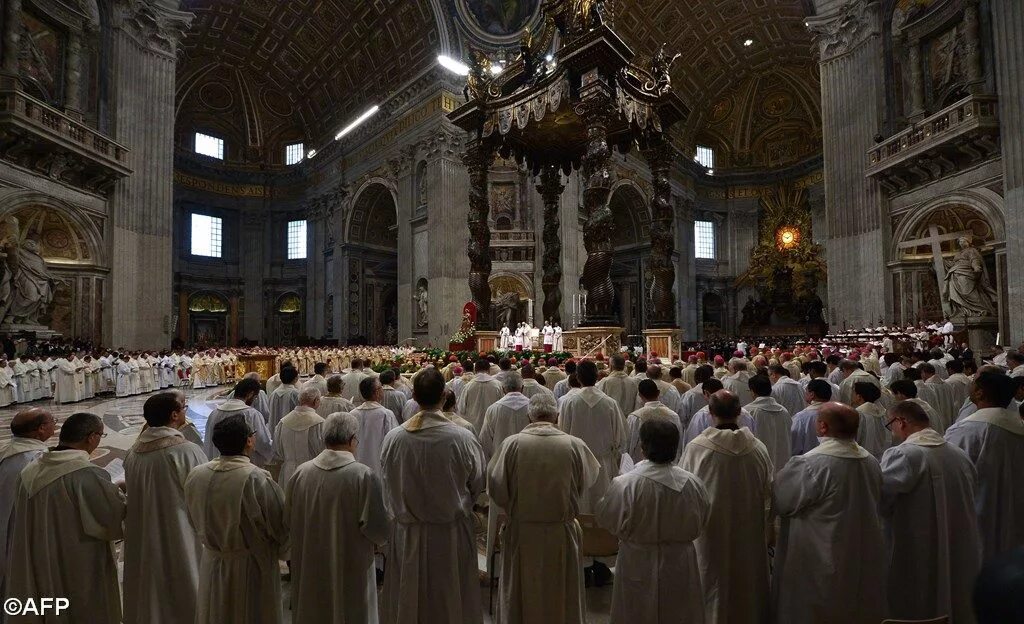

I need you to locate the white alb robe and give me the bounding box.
[0,437,48,594]
[456,373,504,429]
[746,396,792,473]
[285,450,390,624]
[772,438,885,624]
[349,401,399,475]
[268,384,301,432]
[8,450,126,624]
[856,401,893,460]
[123,427,207,624]
[681,427,773,623]
[596,461,710,624]
[489,423,599,624]
[185,455,288,624]
[316,394,355,419]
[272,407,325,486]
[880,428,980,623]
[625,401,683,462]
[596,371,639,418]
[772,376,806,418]
[379,410,487,624]
[683,405,756,447]
[203,400,273,466]
[944,406,1024,561]
[723,371,753,406]
[558,386,627,512]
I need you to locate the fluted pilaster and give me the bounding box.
[992,0,1024,343]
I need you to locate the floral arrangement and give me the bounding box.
[449,324,476,345]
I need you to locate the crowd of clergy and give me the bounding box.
[0,340,1023,624]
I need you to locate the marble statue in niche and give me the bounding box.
[415,281,428,328]
[0,217,55,326]
[944,236,996,318]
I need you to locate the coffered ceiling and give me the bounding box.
[175,0,821,170]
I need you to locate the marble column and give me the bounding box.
[426,127,471,344]
[559,171,584,327]
[991,0,1024,343]
[576,69,617,326]
[807,0,887,330]
[390,148,415,342]
[1,0,21,77]
[463,137,494,330]
[643,135,676,328]
[676,196,697,337]
[107,0,192,349]
[537,166,565,324]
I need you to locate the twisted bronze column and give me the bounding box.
[464,139,495,329]
[644,134,677,327]
[577,98,616,326]
[537,166,565,325]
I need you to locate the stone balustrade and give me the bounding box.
[866,94,1000,192]
[0,85,131,192]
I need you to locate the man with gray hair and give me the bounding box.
[317,375,354,418]
[488,392,599,623]
[204,378,273,466]
[478,371,532,577]
[286,412,390,624]
[8,412,126,624]
[272,386,326,486]
[723,358,753,406]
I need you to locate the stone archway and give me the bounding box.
[342,181,398,344]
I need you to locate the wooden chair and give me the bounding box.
[881,617,949,624]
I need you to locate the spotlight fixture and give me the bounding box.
[437,54,470,76]
[335,105,380,141]
[545,54,554,62]
[743,38,754,47]
[306,149,317,159]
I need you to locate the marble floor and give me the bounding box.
[0,389,614,623]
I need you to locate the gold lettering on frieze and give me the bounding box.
[173,172,268,197]
[346,94,461,167]
[695,169,823,200]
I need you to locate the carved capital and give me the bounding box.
[116,0,194,57]
[806,0,881,62]
[420,127,462,163]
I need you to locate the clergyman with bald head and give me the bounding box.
[772,401,886,623]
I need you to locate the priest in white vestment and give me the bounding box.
[681,390,773,623]
[272,386,326,486]
[349,376,399,475]
[0,362,16,408]
[339,358,368,403]
[115,354,132,397]
[682,378,756,446]
[722,358,754,406]
[626,379,683,462]
[7,413,125,624]
[597,354,640,417]
[746,374,792,473]
[542,358,567,389]
[379,368,487,624]
[317,374,356,418]
[456,360,504,429]
[269,366,302,431]
[881,400,981,623]
[301,362,329,396]
[285,412,390,624]
[0,408,55,597]
[678,366,716,429]
[185,413,289,624]
[837,360,881,406]
[852,382,893,459]
[123,392,207,624]
[891,379,944,434]
[598,419,710,623]
[10,358,27,404]
[519,364,553,399]
[54,354,81,404]
[921,363,957,432]
[203,378,273,466]
[772,403,886,624]
[790,379,832,455]
[490,393,599,623]
[558,360,627,513]
[378,369,408,420]
[944,371,1024,561]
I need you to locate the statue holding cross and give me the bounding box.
[898,225,997,319]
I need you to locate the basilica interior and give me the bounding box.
[0,0,1020,352]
